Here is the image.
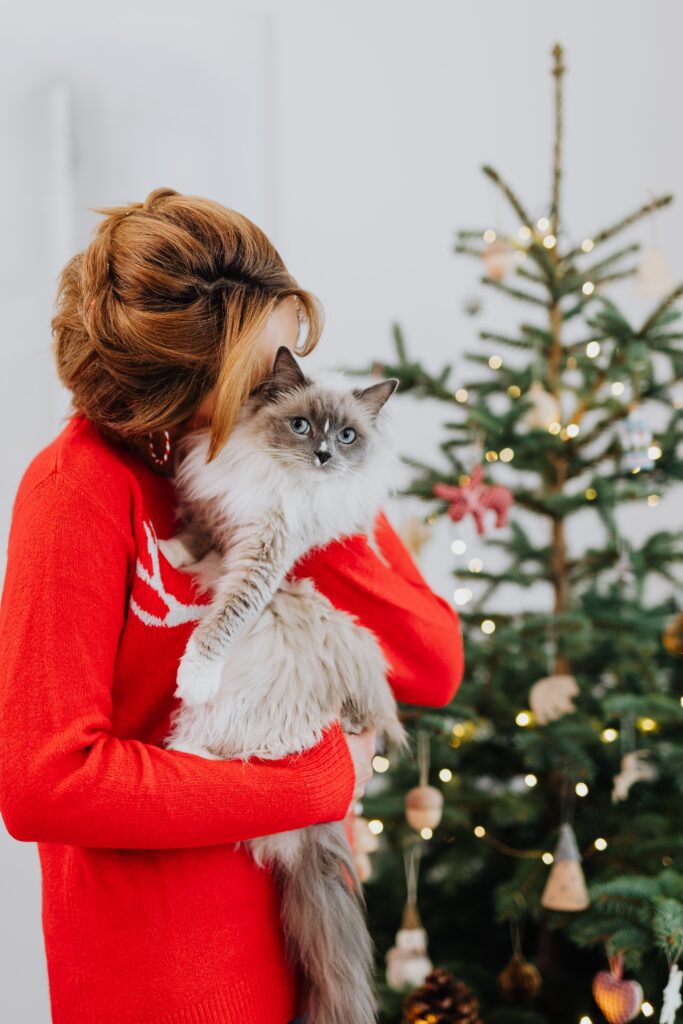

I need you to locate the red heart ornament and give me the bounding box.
[592,955,643,1024]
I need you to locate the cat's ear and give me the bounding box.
[353,378,399,417]
[251,345,309,404]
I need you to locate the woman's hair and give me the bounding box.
[51,187,324,461]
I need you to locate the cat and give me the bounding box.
[159,345,408,1024]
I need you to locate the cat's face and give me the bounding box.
[247,346,398,478]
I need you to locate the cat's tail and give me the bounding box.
[277,821,377,1024]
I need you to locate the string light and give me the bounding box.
[648,444,662,460]
[642,1003,654,1018]
[585,487,597,500]
[594,837,608,851]
[489,355,503,369]
[518,225,532,240]
[439,768,453,783]
[455,388,468,403]
[485,450,499,462]
[474,825,486,838]
[524,774,538,788]
[586,341,601,358]
[537,217,550,232]
[481,619,496,635]
[372,755,389,773]
[601,727,619,743]
[566,423,580,438]
[647,494,660,507]
[611,381,625,396]
[368,819,384,835]
[543,234,557,249]
[581,238,595,253]
[469,558,484,573]
[582,281,595,296]
[500,447,514,462]
[459,474,471,485]
[575,782,589,797]
[421,827,433,840]
[483,229,497,243]
[450,539,467,555]
[548,421,562,435]
[516,710,533,727]
[542,851,554,865]
[637,716,658,733]
[579,1016,593,1024]
[508,384,521,398]
[453,588,473,605]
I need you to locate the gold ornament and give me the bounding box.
[541,823,590,912]
[663,611,683,656]
[405,785,444,832]
[498,952,542,1003]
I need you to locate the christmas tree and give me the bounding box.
[348,44,683,1024]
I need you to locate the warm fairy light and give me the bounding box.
[560,428,570,441]
[508,384,521,398]
[500,447,514,462]
[566,423,580,438]
[453,588,473,605]
[368,819,384,835]
[585,488,597,501]
[581,238,595,253]
[543,234,557,249]
[481,619,496,635]
[459,474,471,486]
[516,710,533,727]
[663,855,674,866]
[601,727,619,743]
[439,768,453,783]
[648,445,662,460]
[474,826,486,838]
[567,356,577,369]
[611,381,625,396]
[586,341,601,358]
[483,229,497,243]
[427,513,439,525]
[455,388,469,403]
[372,755,389,773]
[632,466,641,475]
[519,225,532,240]
[637,716,658,733]
[647,494,660,508]
[537,217,550,232]
[542,852,554,865]
[485,450,499,462]
[594,837,608,851]
[488,355,503,369]
[548,421,562,435]
[575,782,589,797]
[579,1016,593,1024]
[680,697,683,709]
[421,827,433,840]
[524,774,538,788]
[469,558,484,573]
[642,1003,654,1018]
[582,281,595,296]
[451,539,467,555]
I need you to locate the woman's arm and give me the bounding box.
[0,471,355,849]
[287,507,464,708]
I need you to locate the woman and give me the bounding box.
[0,187,464,1024]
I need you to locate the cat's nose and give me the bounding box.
[315,449,332,465]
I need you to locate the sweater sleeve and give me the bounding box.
[0,471,355,850]
[287,507,464,708]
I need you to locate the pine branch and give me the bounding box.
[564,194,674,261]
[480,277,549,308]
[481,165,534,228]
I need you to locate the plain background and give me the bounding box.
[1,2,681,1019]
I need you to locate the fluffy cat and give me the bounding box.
[160,345,408,1024]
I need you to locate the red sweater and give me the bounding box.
[0,412,464,1024]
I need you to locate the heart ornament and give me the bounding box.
[592,954,643,1024]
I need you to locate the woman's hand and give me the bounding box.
[344,727,377,812]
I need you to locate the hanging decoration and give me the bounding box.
[529,673,580,725]
[635,248,674,299]
[402,967,483,1024]
[405,731,444,832]
[498,902,542,1004]
[521,379,562,431]
[660,962,683,1024]
[612,749,658,804]
[620,406,654,472]
[433,465,514,536]
[350,815,380,882]
[592,953,643,1024]
[483,237,516,281]
[386,846,433,992]
[397,514,433,560]
[541,822,590,911]
[662,611,683,656]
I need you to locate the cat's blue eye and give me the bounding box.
[338,427,356,444]
[290,417,310,435]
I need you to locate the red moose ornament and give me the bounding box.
[433,465,513,535]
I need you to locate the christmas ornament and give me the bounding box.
[663,611,683,656]
[351,816,380,882]
[592,954,643,1024]
[620,407,654,472]
[529,673,579,725]
[397,514,432,559]
[521,380,562,431]
[541,822,590,911]
[433,465,514,536]
[387,847,433,992]
[498,953,542,1004]
[405,731,444,832]
[612,749,658,804]
[635,248,674,300]
[403,967,483,1024]
[483,237,516,281]
[463,294,483,317]
[660,962,682,1024]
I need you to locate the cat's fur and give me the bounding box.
[160,346,408,1024]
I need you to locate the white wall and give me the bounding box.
[1,2,681,1019]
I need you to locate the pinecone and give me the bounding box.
[402,967,483,1024]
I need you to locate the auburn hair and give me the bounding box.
[51,187,324,462]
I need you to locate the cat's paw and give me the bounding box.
[175,634,225,706]
[159,535,196,569]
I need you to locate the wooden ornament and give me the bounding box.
[351,816,379,882]
[522,380,562,431]
[386,900,434,992]
[483,238,516,281]
[498,952,542,1004]
[592,954,643,1024]
[529,674,579,725]
[405,785,444,832]
[634,248,674,299]
[663,611,683,656]
[612,750,658,804]
[541,823,590,912]
[660,962,683,1024]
